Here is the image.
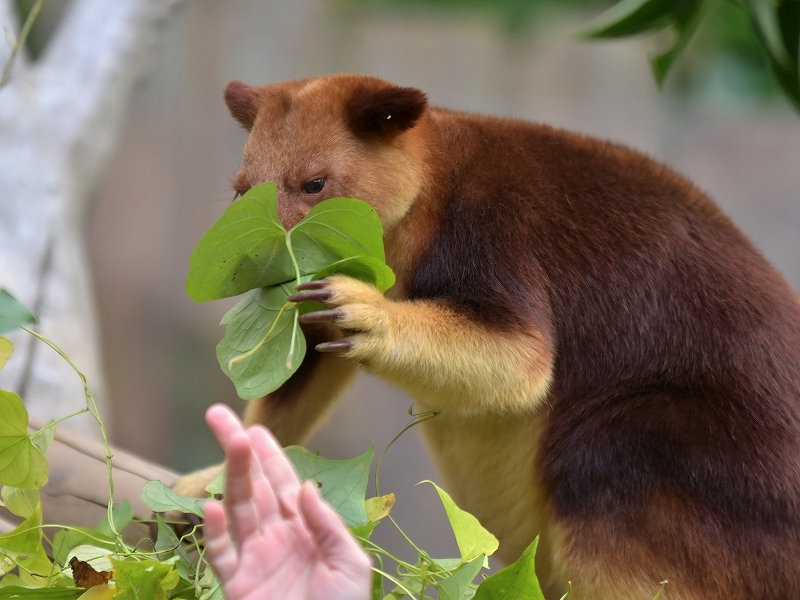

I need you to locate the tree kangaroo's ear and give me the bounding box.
[345,83,428,140]
[224,80,260,130]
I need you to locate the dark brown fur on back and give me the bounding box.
[216,75,800,599]
[404,112,800,597]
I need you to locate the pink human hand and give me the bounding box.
[202,404,372,600]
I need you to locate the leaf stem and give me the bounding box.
[0,0,45,89]
[21,326,122,545]
[286,307,300,369]
[228,301,292,369]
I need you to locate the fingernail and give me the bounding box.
[315,340,353,353]
[298,309,344,324]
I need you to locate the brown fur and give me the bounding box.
[182,74,800,599]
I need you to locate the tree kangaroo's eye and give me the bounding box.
[302,178,326,194]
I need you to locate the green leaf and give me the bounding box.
[216,285,306,399]
[112,557,179,600]
[204,468,225,496]
[768,0,800,110]
[583,0,677,38]
[51,528,116,567]
[0,587,83,599]
[650,0,709,86]
[0,503,42,563]
[29,423,55,455]
[0,488,39,519]
[473,537,545,600]
[0,291,35,336]
[95,500,133,538]
[0,338,12,372]
[437,555,485,600]
[140,480,205,517]
[0,392,48,489]
[155,515,193,578]
[421,482,498,562]
[186,183,293,302]
[290,197,387,271]
[284,446,373,527]
[313,256,396,293]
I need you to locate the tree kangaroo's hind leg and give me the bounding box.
[173,322,359,497]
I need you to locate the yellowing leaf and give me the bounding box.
[365,493,395,523]
[421,481,498,562]
[0,392,48,489]
[0,488,39,519]
[77,584,115,600]
[0,338,12,372]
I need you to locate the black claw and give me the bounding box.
[315,339,353,353]
[299,309,344,324]
[287,289,332,304]
[295,279,329,291]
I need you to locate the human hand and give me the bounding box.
[202,404,372,600]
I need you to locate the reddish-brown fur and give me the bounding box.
[183,74,800,599]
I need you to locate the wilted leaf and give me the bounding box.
[52,530,116,567]
[474,537,545,600]
[0,290,35,336]
[285,446,372,527]
[69,557,112,589]
[140,480,205,517]
[0,392,48,489]
[0,338,12,372]
[421,481,498,562]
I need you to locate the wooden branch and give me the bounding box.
[0,417,179,546]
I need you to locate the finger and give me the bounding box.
[206,405,261,543]
[248,425,302,518]
[203,500,239,583]
[299,482,371,571]
[297,308,344,324]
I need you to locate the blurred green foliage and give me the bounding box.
[355,0,799,110]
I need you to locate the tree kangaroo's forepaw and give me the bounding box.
[288,275,392,362]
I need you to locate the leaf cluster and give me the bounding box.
[584,0,800,110]
[185,183,395,399]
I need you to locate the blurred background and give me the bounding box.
[10,0,800,562]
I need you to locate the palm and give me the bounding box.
[203,405,372,600]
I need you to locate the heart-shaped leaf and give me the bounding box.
[0,391,48,489]
[0,290,35,336]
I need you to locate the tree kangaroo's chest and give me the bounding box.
[418,410,550,564]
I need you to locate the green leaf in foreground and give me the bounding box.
[422,481,499,562]
[285,446,373,527]
[0,502,42,563]
[216,284,306,400]
[0,588,83,599]
[112,557,179,600]
[0,337,12,371]
[0,391,48,489]
[437,555,485,600]
[0,487,39,519]
[186,183,292,302]
[0,290,35,336]
[186,184,390,302]
[312,255,395,294]
[140,480,205,518]
[474,537,545,600]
